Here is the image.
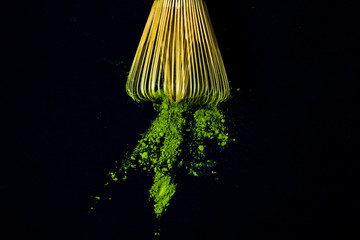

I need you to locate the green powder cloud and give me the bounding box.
[91,97,234,221]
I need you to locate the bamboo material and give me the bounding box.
[126,0,230,104]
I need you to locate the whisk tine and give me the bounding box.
[127,0,230,104]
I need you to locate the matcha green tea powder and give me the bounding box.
[101,99,232,218]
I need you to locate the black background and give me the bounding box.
[2,0,358,239]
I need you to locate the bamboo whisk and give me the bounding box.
[126,0,230,104]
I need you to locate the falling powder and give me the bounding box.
[91,97,234,219]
